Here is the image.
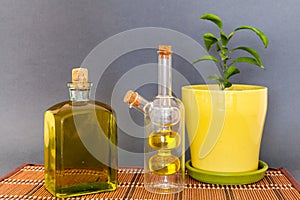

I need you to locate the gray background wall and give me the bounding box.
[0,0,299,181]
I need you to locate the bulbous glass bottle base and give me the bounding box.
[144,182,184,194]
[144,172,184,194]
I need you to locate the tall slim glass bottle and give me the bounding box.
[123,46,185,194]
[44,68,118,198]
[145,46,185,194]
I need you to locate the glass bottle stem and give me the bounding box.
[158,53,172,98]
[157,48,172,109]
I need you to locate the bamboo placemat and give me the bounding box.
[0,164,299,200]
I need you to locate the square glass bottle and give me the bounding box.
[44,68,118,198]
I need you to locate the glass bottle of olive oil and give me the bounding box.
[44,68,117,198]
[144,46,185,194]
[124,46,185,194]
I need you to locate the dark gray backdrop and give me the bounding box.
[0,0,299,181]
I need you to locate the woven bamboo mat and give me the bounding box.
[0,164,299,200]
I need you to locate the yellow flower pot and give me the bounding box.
[182,84,267,173]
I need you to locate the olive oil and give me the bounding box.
[148,130,181,176]
[44,68,117,198]
[124,46,185,194]
[149,129,180,150]
[149,151,180,175]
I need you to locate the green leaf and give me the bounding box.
[208,74,226,90]
[220,31,229,46]
[231,57,264,69]
[207,75,215,80]
[224,66,240,79]
[223,80,232,89]
[228,31,235,40]
[234,25,269,48]
[203,33,218,51]
[208,74,220,80]
[193,55,221,66]
[231,46,262,65]
[200,13,223,29]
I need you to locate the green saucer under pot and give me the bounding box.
[186,160,268,185]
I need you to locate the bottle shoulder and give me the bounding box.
[151,96,184,108]
[45,101,71,113]
[92,101,114,112]
[45,101,114,115]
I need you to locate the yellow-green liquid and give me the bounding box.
[149,129,180,150]
[148,130,181,175]
[149,152,180,175]
[44,101,117,198]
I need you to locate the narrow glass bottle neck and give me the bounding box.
[132,94,149,113]
[124,90,150,113]
[158,54,172,97]
[69,89,91,101]
[68,83,92,102]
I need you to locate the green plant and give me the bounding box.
[193,13,269,90]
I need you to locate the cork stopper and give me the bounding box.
[158,45,172,55]
[124,90,141,107]
[72,68,88,83]
[68,68,91,89]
